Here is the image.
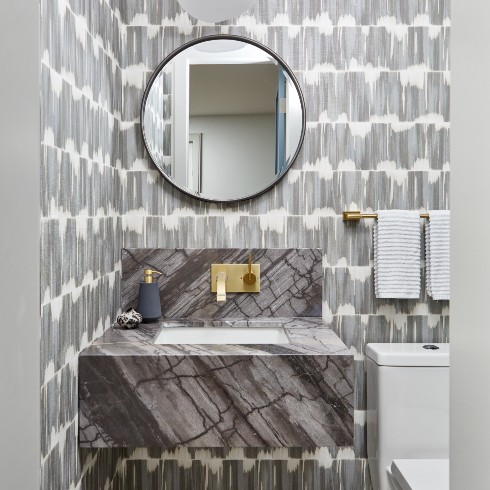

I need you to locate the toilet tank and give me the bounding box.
[366,343,449,490]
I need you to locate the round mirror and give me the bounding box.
[141,35,306,203]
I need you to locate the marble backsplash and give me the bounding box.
[121,248,322,318]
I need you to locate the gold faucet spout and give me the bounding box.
[216,272,227,303]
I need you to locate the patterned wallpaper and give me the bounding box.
[41,0,450,488]
[40,0,124,487]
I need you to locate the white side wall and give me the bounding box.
[451,1,490,488]
[190,114,275,199]
[0,1,40,488]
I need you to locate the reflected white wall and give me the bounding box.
[190,114,275,199]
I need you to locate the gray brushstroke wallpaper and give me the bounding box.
[40,0,124,487]
[40,0,450,488]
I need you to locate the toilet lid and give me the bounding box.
[391,459,449,490]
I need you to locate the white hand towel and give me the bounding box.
[425,210,450,300]
[374,210,421,299]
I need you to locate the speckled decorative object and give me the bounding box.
[116,309,142,329]
[79,318,353,448]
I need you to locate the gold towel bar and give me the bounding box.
[343,210,430,221]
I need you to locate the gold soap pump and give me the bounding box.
[144,268,162,283]
[137,268,163,323]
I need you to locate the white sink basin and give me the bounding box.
[154,326,290,345]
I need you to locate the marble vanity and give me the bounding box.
[78,249,354,449]
[79,318,353,448]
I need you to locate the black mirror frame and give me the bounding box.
[140,34,306,203]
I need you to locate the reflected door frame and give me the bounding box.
[188,133,202,193]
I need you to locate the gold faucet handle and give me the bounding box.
[243,253,257,285]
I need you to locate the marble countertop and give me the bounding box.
[80,317,351,358]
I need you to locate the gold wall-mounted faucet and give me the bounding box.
[211,253,260,302]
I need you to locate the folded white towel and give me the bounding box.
[374,210,421,299]
[425,210,450,300]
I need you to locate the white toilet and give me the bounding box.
[366,343,449,490]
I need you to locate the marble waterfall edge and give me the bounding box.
[79,319,354,448]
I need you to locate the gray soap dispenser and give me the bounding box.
[136,268,163,323]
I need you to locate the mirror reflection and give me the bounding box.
[142,37,304,202]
